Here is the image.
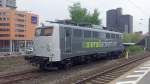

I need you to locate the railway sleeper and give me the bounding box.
[91,79,106,84]
[111,70,128,75]
[110,69,129,73]
[103,74,117,78]
[85,82,93,84]
[98,76,114,80]
[96,78,111,82]
[105,73,122,77]
[106,72,124,77]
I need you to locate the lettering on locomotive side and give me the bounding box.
[82,40,103,48]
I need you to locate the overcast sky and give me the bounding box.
[17,0,150,33]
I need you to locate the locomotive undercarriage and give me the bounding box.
[25,50,124,70]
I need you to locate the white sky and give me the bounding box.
[17,0,150,33]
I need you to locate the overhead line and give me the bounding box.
[127,0,149,17]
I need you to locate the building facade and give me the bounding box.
[107,8,133,33]
[107,9,118,31]
[0,0,16,9]
[0,8,38,54]
[119,15,133,33]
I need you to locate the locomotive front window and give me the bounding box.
[35,27,53,36]
[42,28,53,36]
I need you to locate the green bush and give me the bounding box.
[126,45,144,55]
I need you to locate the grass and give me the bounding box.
[0,57,26,71]
[126,45,144,55]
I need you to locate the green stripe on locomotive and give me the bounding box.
[82,40,103,48]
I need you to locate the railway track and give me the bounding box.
[0,69,41,84]
[0,53,149,84]
[74,54,150,84]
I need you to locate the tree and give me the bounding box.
[91,9,100,25]
[69,3,101,25]
[122,33,143,43]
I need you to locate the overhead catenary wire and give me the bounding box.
[127,0,149,17]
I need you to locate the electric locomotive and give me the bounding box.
[25,22,124,70]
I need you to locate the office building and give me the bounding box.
[107,8,133,33]
[0,0,16,9]
[119,15,133,33]
[0,8,38,53]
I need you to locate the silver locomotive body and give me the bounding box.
[25,23,124,69]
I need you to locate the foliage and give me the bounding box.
[69,3,101,25]
[122,33,143,43]
[126,45,144,54]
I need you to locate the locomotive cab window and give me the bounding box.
[35,27,53,36]
[106,33,110,39]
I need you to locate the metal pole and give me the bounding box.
[10,40,12,55]
[148,18,150,50]
[146,18,150,51]
[149,18,150,36]
[25,25,27,55]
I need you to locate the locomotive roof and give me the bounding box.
[60,24,122,35]
[38,23,122,35]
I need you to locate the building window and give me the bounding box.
[3,18,6,21]
[2,12,6,16]
[0,34,10,37]
[0,23,10,26]
[17,14,25,17]
[15,35,24,37]
[3,18,9,21]
[15,29,25,32]
[0,12,7,16]
[17,19,24,22]
[0,17,10,21]
[16,24,25,27]
[0,28,9,31]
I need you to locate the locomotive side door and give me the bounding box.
[64,27,72,53]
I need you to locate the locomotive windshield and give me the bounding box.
[35,27,53,36]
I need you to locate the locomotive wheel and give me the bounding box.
[105,53,111,60]
[58,64,64,69]
[58,60,72,70]
[39,63,47,71]
[64,62,72,70]
[85,56,92,64]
